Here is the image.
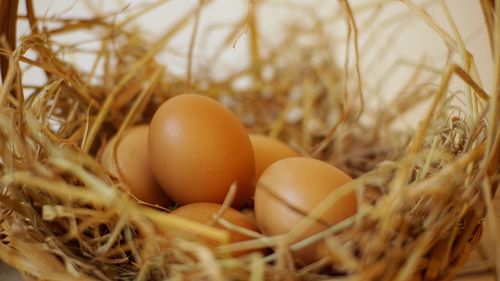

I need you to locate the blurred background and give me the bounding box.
[1,0,497,280]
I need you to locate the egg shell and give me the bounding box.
[170,202,260,256]
[100,125,171,206]
[249,134,299,178]
[149,94,255,208]
[254,157,356,264]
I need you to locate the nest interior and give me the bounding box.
[0,0,499,280]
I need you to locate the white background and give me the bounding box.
[15,0,493,95]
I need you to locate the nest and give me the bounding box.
[0,0,498,280]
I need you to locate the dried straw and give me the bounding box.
[0,0,498,280]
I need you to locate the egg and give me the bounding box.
[149,94,255,208]
[171,202,260,256]
[249,134,299,178]
[100,125,171,206]
[254,157,356,264]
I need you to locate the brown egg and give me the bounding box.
[100,125,171,206]
[254,157,356,264]
[171,202,260,256]
[249,134,299,178]
[149,94,255,208]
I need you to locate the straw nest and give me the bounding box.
[0,0,498,280]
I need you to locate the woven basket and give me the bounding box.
[0,1,498,280]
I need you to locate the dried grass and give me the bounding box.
[0,0,498,280]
